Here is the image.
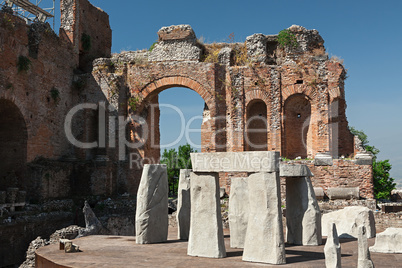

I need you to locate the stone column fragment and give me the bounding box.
[176,169,191,240]
[228,177,249,248]
[358,226,374,268]
[187,172,226,258]
[286,176,322,245]
[324,223,341,268]
[135,164,168,244]
[242,172,286,265]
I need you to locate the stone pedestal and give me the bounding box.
[228,177,249,248]
[135,164,168,244]
[187,172,226,258]
[177,169,191,240]
[242,172,285,265]
[286,176,322,245]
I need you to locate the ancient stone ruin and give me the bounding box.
[2,0,401,266]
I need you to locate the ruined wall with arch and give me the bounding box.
[92,24,372,198]
[0,1,371,201]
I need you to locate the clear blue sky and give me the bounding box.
[49,0,402,186]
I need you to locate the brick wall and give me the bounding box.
[0,0,112,197]
[281,159,374,199]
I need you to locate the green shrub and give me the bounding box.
[81,33,91,52]
[277,29,298,48]
[17,56,31,73]
[149,41,157,52]
[50,88,60,102]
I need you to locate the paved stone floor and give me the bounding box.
[36,228,402,267]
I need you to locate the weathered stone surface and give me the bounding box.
[218,47,232,65]
[64,241,80,253]
[322,206,376,239]
[355,152,374,165]
[391,189,402,202]
[149,41,201,62]
[149,25,200,62]
[314,152,333,166]
[280,164,314,177]
[242,172,285,264]
[188,172,226,258]
[370,227,402,254]
[287,25,324,53]
[358,226,374,268]
[157,25,196,41]
[177,169,191,240]
[191,152,279,173]
[286,176,322,245]
[246,33,267,63]
[136,164,168,244]
[327,187,359,200]
[77,201,105,238]
[228,177,249,248]
[324,223,341,268]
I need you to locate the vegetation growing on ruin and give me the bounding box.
[128,96,142,112]
[50,88,60,102]
[277,29,298,48]
[17,56,31,73]
[233,43,249,66]
[202,43,221,63]
[0,13,14,31]
[350,127,396,199]
[81,33,91,52]
[160,143,196,196]
[149,41,157,52]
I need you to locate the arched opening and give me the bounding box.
[244,100,268,151]
[283,94,312,159]
[144,87,206,196]
[0,99,28,190]
[158,87,205,153]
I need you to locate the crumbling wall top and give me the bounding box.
[157,24,196,42]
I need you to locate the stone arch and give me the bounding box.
[244,99,268,151]
[283,93,312,159]
[282,84,317,104]
[127,76,221,167]
[245,89,270,107]
[0,98,28,190]
[136,76,215,115]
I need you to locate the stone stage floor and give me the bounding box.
[36,228,402,267]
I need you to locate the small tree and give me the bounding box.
[160,143,196,196]
[350,127,396,199]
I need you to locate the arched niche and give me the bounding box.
[283,94,312,159]
[0,99,28,190]
[244,99,268,151]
